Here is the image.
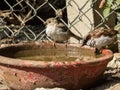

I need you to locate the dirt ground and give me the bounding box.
[0,52,120,90]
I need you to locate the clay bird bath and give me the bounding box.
[0,42,113,90]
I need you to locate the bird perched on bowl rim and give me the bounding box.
[45,17,83,46]
[82,27,118,54]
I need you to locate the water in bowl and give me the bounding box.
[13,48,103,61]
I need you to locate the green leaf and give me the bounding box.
[106,0,114,6]
[102,0,119,18]
[0,29,3,32]
[103,7,111,18]
[114,23,120,31]
[102,0,114,18]
[116,0,120,4]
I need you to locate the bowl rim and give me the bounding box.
[0,42,113,68]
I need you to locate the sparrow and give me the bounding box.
[45,18,82,44]
[82,27,118,54]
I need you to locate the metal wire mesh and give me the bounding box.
[0,0,119,43]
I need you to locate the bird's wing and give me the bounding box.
[56,23,68,32]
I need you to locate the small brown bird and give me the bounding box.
[45,18,82,44]
[82,27,118,54]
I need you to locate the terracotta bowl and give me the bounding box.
[0,42,113,90]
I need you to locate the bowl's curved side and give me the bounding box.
[0,43,114,89]
[0,54,111,90]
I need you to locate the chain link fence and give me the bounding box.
[0,0,119,44]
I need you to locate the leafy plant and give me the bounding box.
[102,0,113,18]
[103,0,120,17]
[102,0,120,31]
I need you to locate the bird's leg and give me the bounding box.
[46,36,57,48]
[65,42,68,48]
[53,41,57,48]
[95,48,101,55]
[65,40,69,48]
